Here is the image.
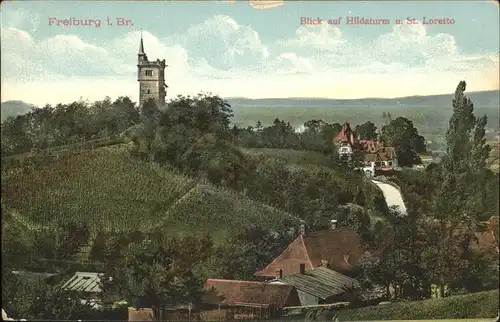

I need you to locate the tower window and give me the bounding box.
[147,89,150,94]
[145,70,153,76]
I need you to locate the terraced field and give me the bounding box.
[1,144,299,243]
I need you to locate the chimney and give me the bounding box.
[299,263,305,274]
[330,219,338,230]
[275,269,283,279]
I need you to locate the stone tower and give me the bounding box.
[137,34,168,108]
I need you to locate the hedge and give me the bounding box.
[284,290,499,320]
[336,290,499,320]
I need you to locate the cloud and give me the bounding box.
[267,53,315,75]
[1,27,124,78]
[274,20,497,76]
[278,23,346,51]
[1,7,41,32]
[1,14,498,106]
[174,15,269,71]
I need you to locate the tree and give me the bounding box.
[261,118,299,149]
[436,81,492,224]
[208,225,292,281]
[2,271,96,320]
[355,121,378,140]
[148,94,234,164]
[380,117,426,166]
[356,209,428,301]
[299,120,332,152]
[1,212,36,269]
[114,233,212,319]
[431,81,494,297]
[55,220,90,260]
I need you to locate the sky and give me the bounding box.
[1,0,499,106]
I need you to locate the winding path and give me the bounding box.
[371,180,407,216]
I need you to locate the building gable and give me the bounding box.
[254,235,314,278]
[255,228,364,278]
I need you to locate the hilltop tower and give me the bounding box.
[137,34,168,109]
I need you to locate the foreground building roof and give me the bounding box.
[274,267,360,300]
[61,272,103,293]
[203,279,299,308]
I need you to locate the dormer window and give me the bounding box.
[145,70,153,76]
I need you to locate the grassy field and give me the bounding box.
[1,144,299,243]
[241,148,333,167]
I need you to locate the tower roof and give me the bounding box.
[138,33,145,55]
[334,121,356,146]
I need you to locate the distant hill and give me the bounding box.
[3,90,498,134]
[226,90,500,109]
[226,90,500,135]
[1,100,34,121]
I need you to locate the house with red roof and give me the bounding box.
[254,227,365,279]
[202,279,301,319]
[333,121,398,177]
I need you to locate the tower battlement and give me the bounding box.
[137,35,168,108]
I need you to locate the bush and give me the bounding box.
[335,290,499,320]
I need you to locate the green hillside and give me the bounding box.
[1,144,299,242]
[241,148,333,167]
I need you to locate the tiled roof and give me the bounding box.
[334,122,356,146]
[255,228,364,277]
[363,150,395,162]
[203,279,297,308]
[359,140,382,153]
[61,272,102,293]
[277,267,360,299]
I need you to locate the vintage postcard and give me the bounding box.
[1,0,499,321]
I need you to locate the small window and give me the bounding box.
[147,89,150,94]
[145,70,153,76]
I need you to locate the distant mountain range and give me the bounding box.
[1,100,35,121]
[226,90,500,109]
[2,90,499,122]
